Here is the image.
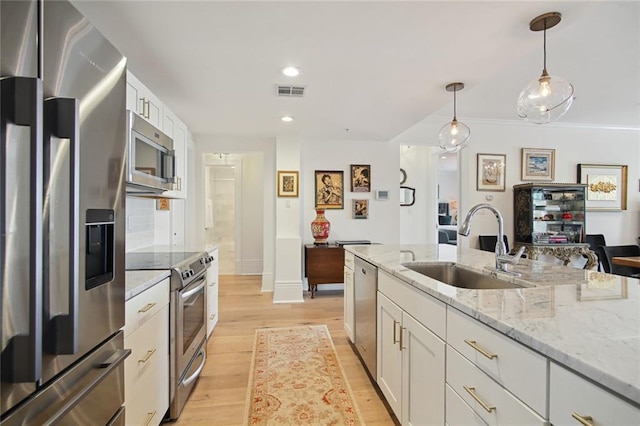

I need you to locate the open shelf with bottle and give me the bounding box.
[514,183,587,245]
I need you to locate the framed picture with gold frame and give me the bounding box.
[577,163,628,211]
[277,170,299,197]
[315,170,344,209]
[476,153,506,192]
[521,148,555,181]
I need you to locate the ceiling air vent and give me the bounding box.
[276,85,305,97]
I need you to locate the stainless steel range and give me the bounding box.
[126,251,209,420]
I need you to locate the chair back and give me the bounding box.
[438,230,450,244]
[478,235,509,253]
[597,245,640,277]
[585,234,607,271]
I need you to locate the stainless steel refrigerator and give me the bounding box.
[1,0,130,424]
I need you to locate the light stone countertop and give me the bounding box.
[125,270,171,301]
[344,244,640,406]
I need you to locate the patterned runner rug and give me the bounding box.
[243,325,364,425]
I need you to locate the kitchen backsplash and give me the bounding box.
[126,196,155,252]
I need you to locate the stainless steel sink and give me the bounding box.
[402,262,527,290]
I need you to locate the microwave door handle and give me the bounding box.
[0,77,43,382]
[165,149,176,183]
[42,97,79,355]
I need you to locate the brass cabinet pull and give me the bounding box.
[571,413,594,426]
[464,339,498,360]
[463,385,496,413]
[138,302,156,313]
[143,410,157,426]
[393,320,400,344]
[138,349,157,364]
[399,326,406,351]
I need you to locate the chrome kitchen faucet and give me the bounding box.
[459,203,525,275]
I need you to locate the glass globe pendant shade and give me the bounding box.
[517,72,574,124]
[438,118,470,152]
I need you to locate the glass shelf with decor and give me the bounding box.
[513,183,587,245]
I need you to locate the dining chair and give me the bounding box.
[438,230,450,244]
[596,245,640,278]
[584,234,607,271]
[478,235,509,253]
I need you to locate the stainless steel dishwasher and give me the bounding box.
[354,257,378,377]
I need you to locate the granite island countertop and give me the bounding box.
[125,270,171,301]
[345,244,640,406]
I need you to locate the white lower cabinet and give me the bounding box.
[446,384,489,426]
[377,291,445,425]
[344,252,355,342]
[124,278,170,426]
[206,247,219,339]
[549,362,640,426]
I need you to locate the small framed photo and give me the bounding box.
[156,198,170,211]
[315,170,344,209]
[277,170,299,197]
[350,164,370,192]
[476,153,506,192]
[521,148,555,181]
[352,199,369,219]
[577,164,628,211]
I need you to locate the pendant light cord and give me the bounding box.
[452,86,458,121]
[542,18,548,74]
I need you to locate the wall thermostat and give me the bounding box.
[376,190,389,200]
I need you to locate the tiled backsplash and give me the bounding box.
[125,197,155,252]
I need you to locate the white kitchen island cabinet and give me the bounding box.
[343,251,355,342]
[124,277,170,426]
[344,244,640,426]
[377,270,446,425]
[549,362,640,426]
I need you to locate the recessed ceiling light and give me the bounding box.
[281,116,294,122]
[282,67,300,77]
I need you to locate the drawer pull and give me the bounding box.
[138,349,157,364]
[399,326,406,351]
[464,339,498,360]
[393,320,400,344]
[144,410,157,426]
[138,302,157,313]
[571,413,594,426]
[463,385,496,413]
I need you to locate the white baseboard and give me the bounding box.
[273,280,304,303]
[261,273,274,292]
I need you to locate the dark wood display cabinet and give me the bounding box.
[513,183,597,269]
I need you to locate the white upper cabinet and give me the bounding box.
[126,70,162,128]
[162,107,187,199]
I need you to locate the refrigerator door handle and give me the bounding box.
[0,76,44,383]
[43,97,80,355]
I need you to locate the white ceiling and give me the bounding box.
[71,1,640,144]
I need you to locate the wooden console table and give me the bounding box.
[514,242,598,270]
[304,244,344,298]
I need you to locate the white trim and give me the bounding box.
[273,280,304,304]
[261,273,274,292]
[239,259,263,275]
[426,115,640,132]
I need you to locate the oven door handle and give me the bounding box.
[180,280,206,300]
[180,347,206,387]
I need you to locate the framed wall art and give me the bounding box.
[350,164,370,192]
[521,148,555,181]
[577,163,628,211]
[315,170,344,209]
[476,153,506,192]
[277,170,299,197]
[352,199,369,219]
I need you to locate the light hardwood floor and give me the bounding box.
[174,275,396,425]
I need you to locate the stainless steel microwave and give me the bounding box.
[126,110,175,193]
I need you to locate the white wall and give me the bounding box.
[301,139,400,244]
[457,120,640,248]
[240,154,264,274]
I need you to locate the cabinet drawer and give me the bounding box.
[446,346,546,426]
[378,269,446,339]
[125,304,169,426]
[124,278,169,337]
[446,384,489,426]
[345,252,355,270]
[549,362,640,426]
[447,307,546,415]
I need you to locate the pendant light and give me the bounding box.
[517,12,574,124]
[438,82,470,152]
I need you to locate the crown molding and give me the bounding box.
[425,116,640,132]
